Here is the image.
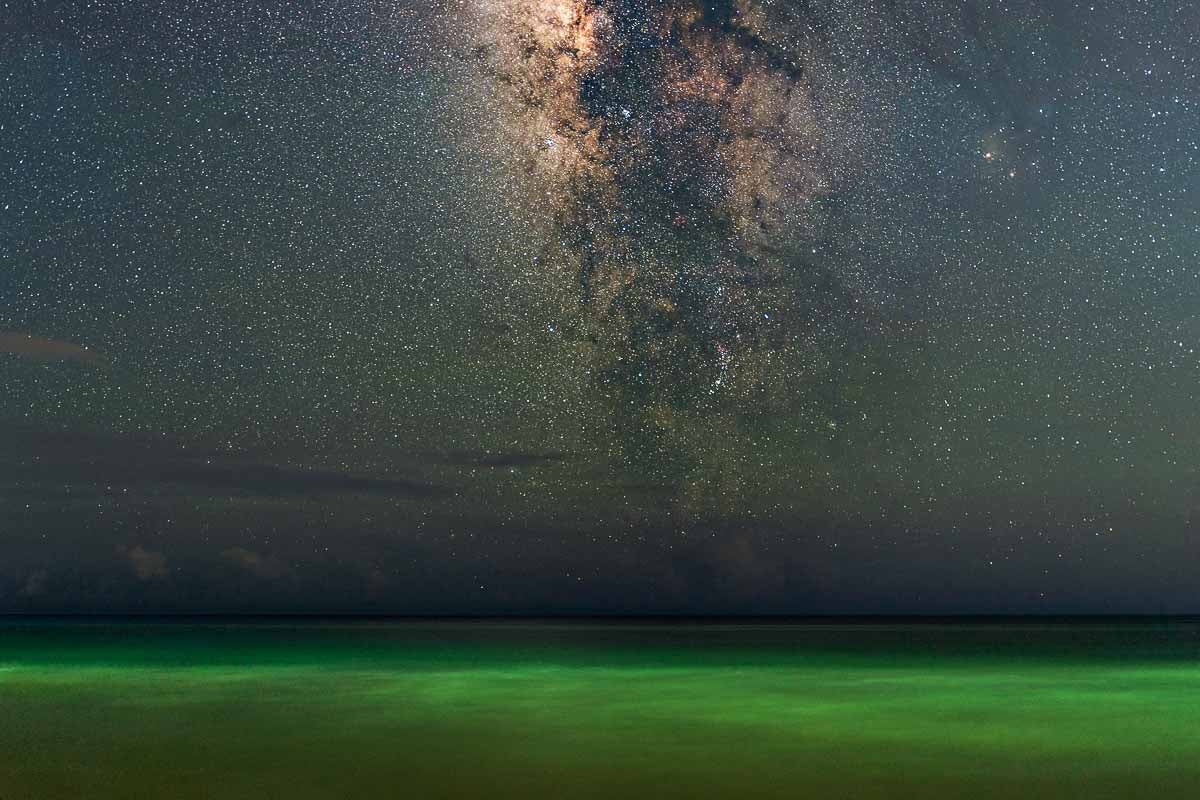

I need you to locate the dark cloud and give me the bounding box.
[151,463,450,499]
[1,427,451,500]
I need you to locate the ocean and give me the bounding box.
[2,618,1199,798]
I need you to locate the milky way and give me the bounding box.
[456,0,895,483]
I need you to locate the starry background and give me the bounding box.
[1,0,1198,614]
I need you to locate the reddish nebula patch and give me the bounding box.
[0,332,103,365]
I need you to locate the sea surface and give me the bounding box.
[2,618,1199,798]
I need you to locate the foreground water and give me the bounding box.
[2,619,1199,798]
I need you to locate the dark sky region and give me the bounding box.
[1,0,1198,614]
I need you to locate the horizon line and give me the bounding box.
[2,612,1198,623]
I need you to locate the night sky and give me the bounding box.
[2,0,1198,614]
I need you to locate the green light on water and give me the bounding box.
[2,623,1198,798]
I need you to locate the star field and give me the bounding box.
[1,0,1198,613]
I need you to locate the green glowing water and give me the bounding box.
[2,621,1199,798]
